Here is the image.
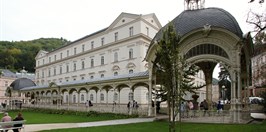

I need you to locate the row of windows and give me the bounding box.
[37,69,134,85]
[38,27,138,66]
[37,49,134,78]
[65,92,147,103]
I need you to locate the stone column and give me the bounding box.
[148,67,153,116]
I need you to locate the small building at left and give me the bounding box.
[0,68,35,109]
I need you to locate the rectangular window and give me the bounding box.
[101,56,104,65]
[91,58,94,67]
[82,44,85,52]
[91,41,94,49]
[49,57,51,63]
[60,53,63,59]
[74,47,77,55]
[43,59,45,65]
[66,65,69,73]
[60,66,62,74]
[82,61,85,69]
[114,32,118,42]
[129,27,133,37]
[67,50,69,57]
[42,70,44,78]
[73,62,76,71]
[48,69,51,77]
[146,27,149,36]
[54,67,56,76]
[54,55,57,61]
[101,37,104,46]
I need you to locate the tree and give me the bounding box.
[153,23,200,132]
[247,0,265,37]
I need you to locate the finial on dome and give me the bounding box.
[184,0,205,10]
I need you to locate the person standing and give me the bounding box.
[180,102,186,118]
[13,112,24,132]
[85,100,89,108]
[202,99,209,116]
[187,100,194,117]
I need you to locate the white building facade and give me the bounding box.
[30,13,162,106]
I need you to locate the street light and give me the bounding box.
[222,85,226,101]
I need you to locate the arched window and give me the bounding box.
[114,72,118,76]
[114,92,118,101]
[129,69,133,74]
[66,95,68,102]
[114,52,118,62]
[101,74,104,78]
[73,95,76,103]
[128,92,134,101]
[129,48,133,59]
[90,76,94,79]
[90,94,94,101]
[81,94,84,102]
[100,93,104,101]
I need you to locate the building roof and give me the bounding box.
[21,71,149,91]
[0,69,17,78]
[154,7,243,42]
[10,78,36,90]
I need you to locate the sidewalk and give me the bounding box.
[24,118,155,132]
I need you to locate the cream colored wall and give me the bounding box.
[35,14,159,86]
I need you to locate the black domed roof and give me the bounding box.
[10,78,36,90]
[155,7,243,40]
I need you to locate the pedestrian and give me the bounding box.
[85,100,89,108]
[188,100,194,117]
[217,101,223,114]
[202,99,209,116]
[180,102,186,118]
[89,100,93,107]
[127,101,131,113]
[13,112,24,132]
[1,112,12,132]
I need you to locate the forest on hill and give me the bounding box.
[0,38,69,73]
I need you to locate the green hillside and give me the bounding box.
[0,38,69,73]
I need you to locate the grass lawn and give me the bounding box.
[41,121,266,132]
[6,110,130,124]
[4,109,266,132]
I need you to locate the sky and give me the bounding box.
[0,0,264,78]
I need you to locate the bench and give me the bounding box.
[0,120,26,132]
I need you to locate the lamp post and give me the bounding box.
[222,85,226,101]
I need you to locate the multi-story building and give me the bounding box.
[32,13,162,105]
[252,44,266,87]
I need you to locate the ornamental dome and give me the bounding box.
[154,7,243,41]
[10,78,36,90]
